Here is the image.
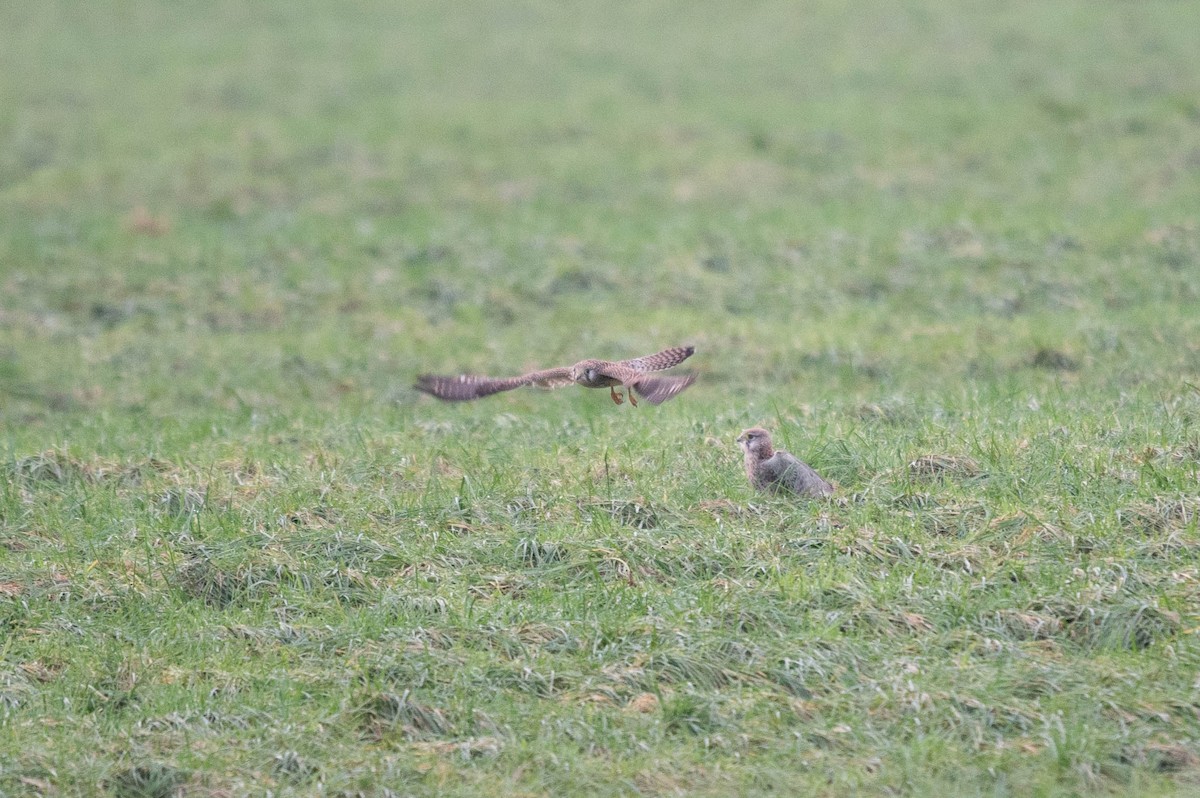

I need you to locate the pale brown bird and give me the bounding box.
[736,427,833,498]
[416,345,696,407]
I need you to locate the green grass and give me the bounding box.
[3,1,1200,795]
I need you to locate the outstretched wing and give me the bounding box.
[415,367,572,401]
[522,367,575,390]
[618,345,695,373]
[629,373,696,405]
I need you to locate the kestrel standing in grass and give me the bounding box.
[416,345,696,407]
[736,427,833,498]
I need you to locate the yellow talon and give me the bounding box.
[610,387,624,404]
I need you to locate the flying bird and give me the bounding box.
[736,427,833,498]
[416,345,696,407]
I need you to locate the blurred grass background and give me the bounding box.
[3,0,1198,433]
[2,1,1200,795]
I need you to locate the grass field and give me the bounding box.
[3,1,1200,795]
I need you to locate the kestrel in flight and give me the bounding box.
[416,345,696,407]
[736,427,833,498]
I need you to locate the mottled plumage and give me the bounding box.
[736,427,833,498]
[416,346,696,406]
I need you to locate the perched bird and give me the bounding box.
[736,427,833,498]
[416,346,696,407]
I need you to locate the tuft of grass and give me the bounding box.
[106,763,189,798]
[356,691,455,741]
[271,750,319,783]
[662,693,724,736]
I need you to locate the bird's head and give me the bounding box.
[570,360,602,385]
[736,427,774,458]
